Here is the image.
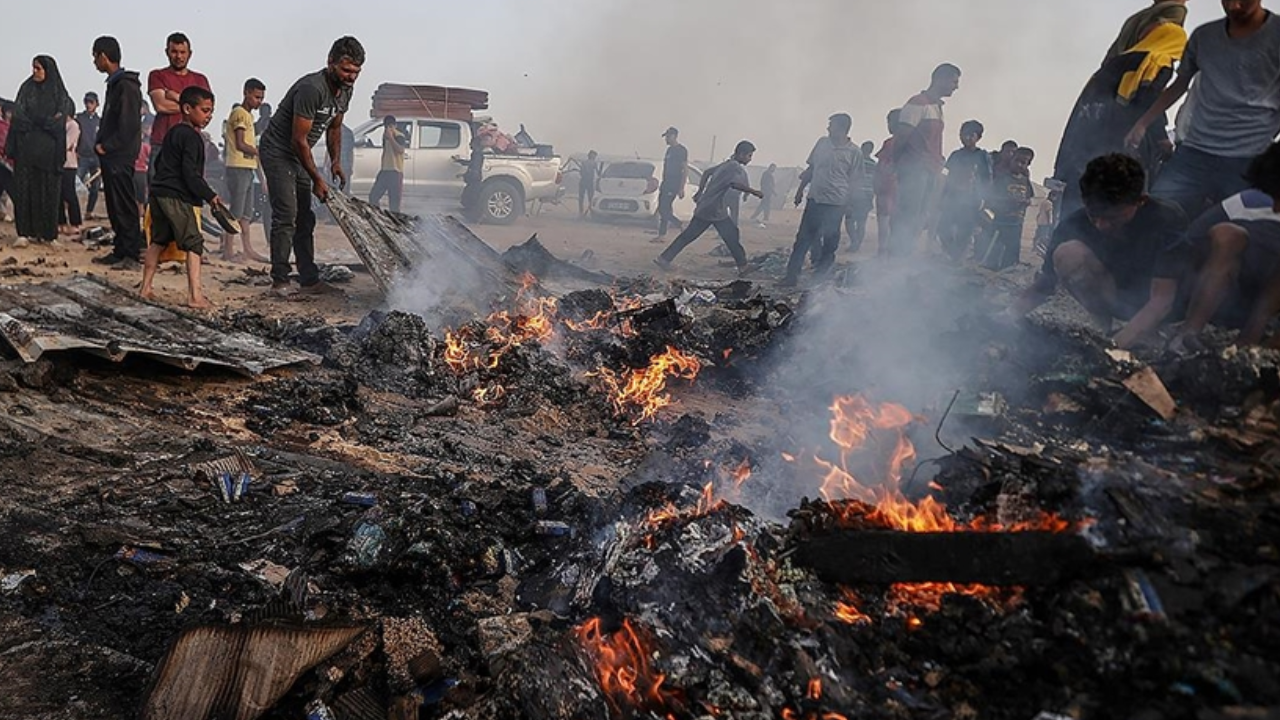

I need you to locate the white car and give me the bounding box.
[589,160,699,224]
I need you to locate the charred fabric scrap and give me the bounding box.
[1,262,1279,719]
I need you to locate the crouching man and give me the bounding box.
[1166,143,1280,351]
[1019,153,1188,348]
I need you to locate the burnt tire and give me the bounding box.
[480,180,523,225]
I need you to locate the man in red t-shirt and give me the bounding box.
[147,32,210,180]
[889,63,961,257]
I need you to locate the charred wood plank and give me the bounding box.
[501,235,614,285]
[793,530,1098,586]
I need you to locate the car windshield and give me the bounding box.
[602,162,656,180]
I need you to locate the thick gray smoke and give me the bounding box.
[727,260,995,520]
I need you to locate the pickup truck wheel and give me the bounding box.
[481,180,523,225]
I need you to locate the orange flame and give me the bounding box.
[589,347,702,424]
[440,274,561,375]
[888,582,1024,617]
[576,618,680,716]
[782,677,849,720]
[731,458,752,487]
[471,384,507,406]
[834,588,872,626]
[562,292,645,338]
[812,395,1073,535]
[804,395,1075,617]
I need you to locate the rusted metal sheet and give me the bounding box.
[0,274,320,375]
[323,192,520,297]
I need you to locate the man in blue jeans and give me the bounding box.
[1126,0,1280,217]
[780,114,863,287]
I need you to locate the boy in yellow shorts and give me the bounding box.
[140,86,222,309]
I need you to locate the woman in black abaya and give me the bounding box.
[6,56,73,242]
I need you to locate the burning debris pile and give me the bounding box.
[1,262,1278,720]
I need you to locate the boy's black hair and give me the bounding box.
[178,85,214,108]
[92,36,122,64]
[0,100,14,118]
[329,36,366,66]
[1244,142,1280,199]
[1014,146,1035,161]
[829,113,853,136]
[166,32,191,47]
[887,109,902,134]
[734,140,756,156]
[960,120,985,137]
[383,114,397,126]
[932,63,962,82]
[861,140,875,153]
[588,150,598,158]
[1000,140,1019,152]
[243,78,266,93]
[1079,153,1146,208]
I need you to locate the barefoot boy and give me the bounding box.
[141,86,221,309]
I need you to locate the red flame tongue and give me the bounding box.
[576,618,681,716]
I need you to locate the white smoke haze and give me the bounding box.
[727,260,993,520]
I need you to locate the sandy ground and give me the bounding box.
[0,196,1042,323]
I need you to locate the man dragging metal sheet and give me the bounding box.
[258,36,363,297]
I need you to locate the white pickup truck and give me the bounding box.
[330,117,562,224]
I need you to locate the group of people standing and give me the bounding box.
[0,32,367,308]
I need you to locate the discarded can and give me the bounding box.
[214,472,251,503]
[1122,569,1167,622]
[305,700,337,720]
[115,546,171,566]
[460,499,477,517]
[418,677,459,706]
[347,521,387,568]
[534,521,572,538]
[340,491,378,507]
[531,487,548,516]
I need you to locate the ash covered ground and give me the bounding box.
[0,251,1277,720]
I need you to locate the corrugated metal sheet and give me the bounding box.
[142,622,367,720]
[0,275,320,375]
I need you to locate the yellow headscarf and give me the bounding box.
[1116,22,1188,105]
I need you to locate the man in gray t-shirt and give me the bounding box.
[655,141,763,274]
[260,37,363,295]
[781,114,863,287]
[1128,0,1280,215]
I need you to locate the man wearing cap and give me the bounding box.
[657,126,689,239]
[75,92,102,219]
[654,140,763,275]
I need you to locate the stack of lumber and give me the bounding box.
[370,84,489,121]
